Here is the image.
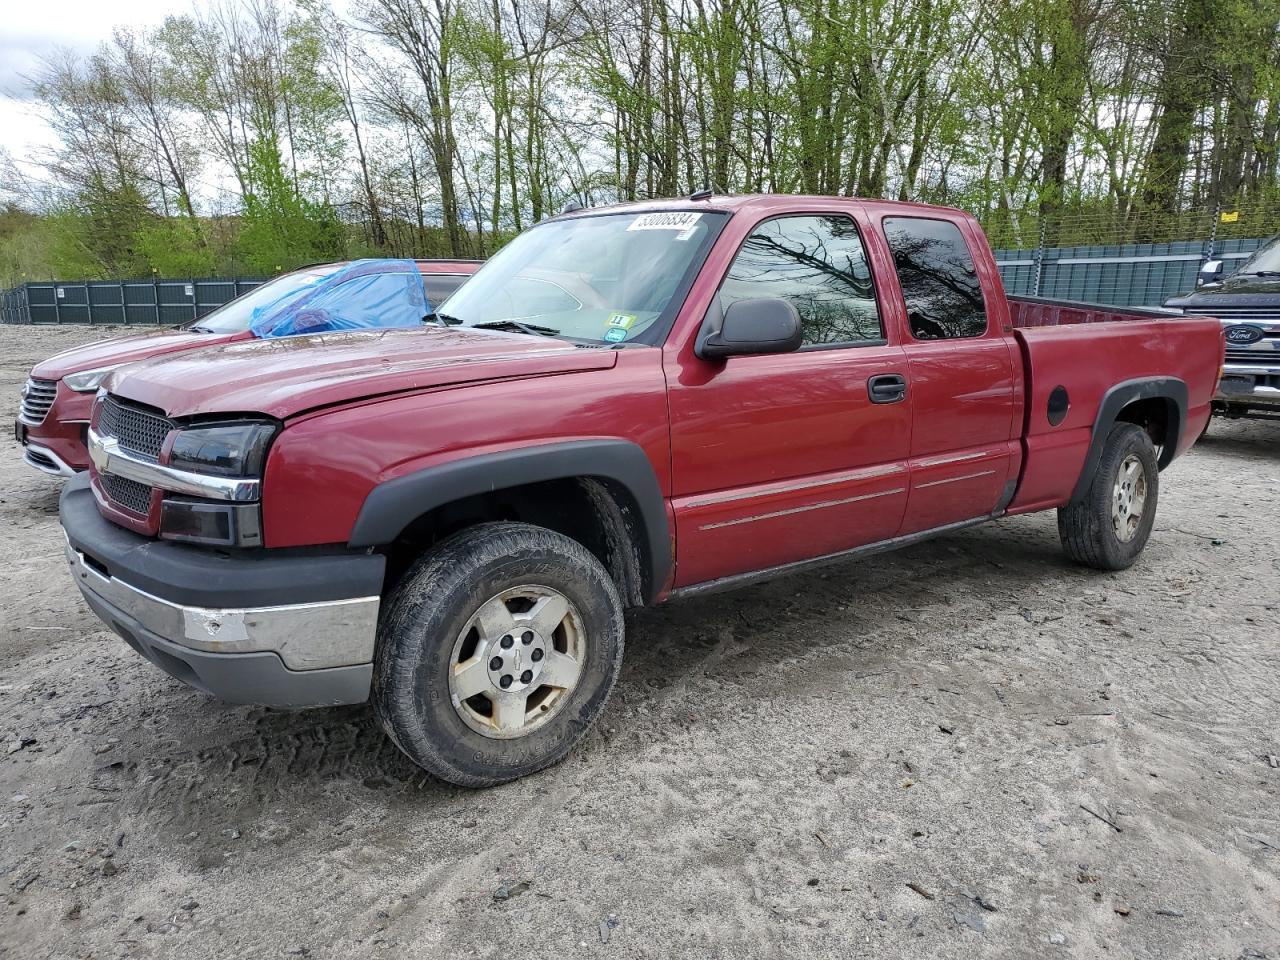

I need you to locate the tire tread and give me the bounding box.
[372,521,624,787]
[1057,422,1159,571]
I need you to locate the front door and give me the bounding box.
[665,212,914,588]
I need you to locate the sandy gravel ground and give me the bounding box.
[1,323,1277,960]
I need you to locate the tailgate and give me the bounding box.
[1008,314,1223,512]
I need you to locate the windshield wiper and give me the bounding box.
[189,325,216,333]
[424,311,463,325]
[1239,270,1280,278]
[469,319,561,337]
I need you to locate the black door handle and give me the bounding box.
[868,373,908,404]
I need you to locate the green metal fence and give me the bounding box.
[0,277,266,325]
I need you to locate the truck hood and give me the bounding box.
[107,326,618,419]
[32,328,247,380]
[1165,273,1280,309]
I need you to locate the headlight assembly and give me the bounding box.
[167,422,278,478]
[63,367,117,393]
[156,420,278,546]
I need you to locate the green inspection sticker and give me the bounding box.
[606,312,637,329]
[603,327,628,343]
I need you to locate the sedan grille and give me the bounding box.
[19,377,57,425]
[98,395,172,462]
[100,472,153,516]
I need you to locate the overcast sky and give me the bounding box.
[2,0,187,170]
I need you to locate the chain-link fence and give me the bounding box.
[983,199,1278,307]
[0,277,266,325]
[992,237,1265,307]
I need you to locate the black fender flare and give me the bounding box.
[347,439,671,602]
[1069,376,1187,503]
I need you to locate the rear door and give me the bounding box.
[665,210,914,587]
[878,215,1019,533]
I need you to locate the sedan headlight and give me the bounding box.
[167,422,278,478]
[63,367,117,393]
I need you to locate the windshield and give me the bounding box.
[439,210,724,344]
[1237,235,1280,275]
[190,266,341,334]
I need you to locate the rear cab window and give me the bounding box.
[882,217,987,340]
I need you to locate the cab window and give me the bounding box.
[717,215,883,347]
[883,217,987,340]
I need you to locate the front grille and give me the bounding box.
[1185,306,1280,322]
[98,395,172,461]
[100,472,153,516]
[96,394,174,517]
[19,377,57,425]
[1225,347,1280,365]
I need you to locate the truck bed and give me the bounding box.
[1003,296,1224,515]
[1008,295,1185,328]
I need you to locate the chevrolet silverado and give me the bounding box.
[58,195,1223,786]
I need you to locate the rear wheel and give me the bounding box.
[1057,422,1159,571]
[373,521,624,787]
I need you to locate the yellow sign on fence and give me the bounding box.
[1221,210,1240,223]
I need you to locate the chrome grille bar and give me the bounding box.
[88,426,260,503]
[18,377,57,425]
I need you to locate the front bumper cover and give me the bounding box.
[60,473,385,707]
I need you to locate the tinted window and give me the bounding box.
[718,215,882,347]
[424,273,469,307]
[883,217,987,340]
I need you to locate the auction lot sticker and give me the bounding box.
[628,212,702,234]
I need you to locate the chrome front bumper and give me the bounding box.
[66,539,378,707]
[1217,363,1280,408]
[59,472,385,707]
[66,535,379,671]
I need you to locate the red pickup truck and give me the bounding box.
[17,259,480,475]
[59,195,1223,786]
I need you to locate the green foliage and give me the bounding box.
[7,0,1280,285]
[133,218,218,277]
[237,136,346,273]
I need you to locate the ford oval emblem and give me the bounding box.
[1223,324,1265,344]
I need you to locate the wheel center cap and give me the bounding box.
[485,628,548,692]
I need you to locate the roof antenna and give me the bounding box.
[689,184,714,201]
[561,199,584,215]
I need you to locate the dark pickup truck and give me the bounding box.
[60,194,1223,786]
[1166,235,1280,421]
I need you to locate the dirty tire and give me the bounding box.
[373,521,624,787]
[1057,422,1159,571]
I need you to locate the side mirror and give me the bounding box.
[1196,260,1224,287]
[695,297,803,360]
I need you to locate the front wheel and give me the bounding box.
[373,521,624,787]
[1057,422,1160,571]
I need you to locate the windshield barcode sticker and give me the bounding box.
[627,212,702,234]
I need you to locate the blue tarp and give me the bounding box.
[248,259,429,338]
